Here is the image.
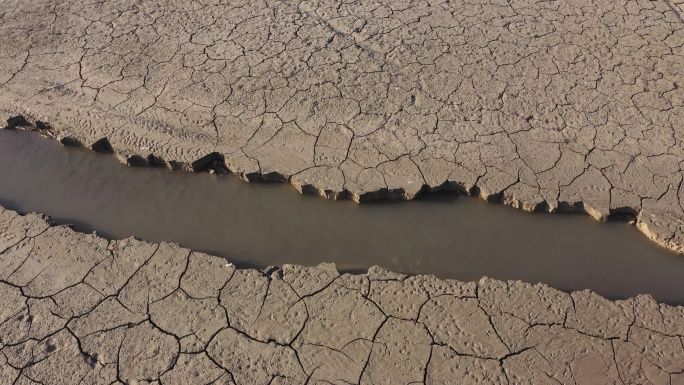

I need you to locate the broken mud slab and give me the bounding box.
[0,204,683,384]
[1,128,684,304]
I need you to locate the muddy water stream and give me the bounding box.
[1,129,683,304]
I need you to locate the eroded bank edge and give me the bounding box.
[1,112,681,257]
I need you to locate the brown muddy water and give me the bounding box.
[1,129,683,304]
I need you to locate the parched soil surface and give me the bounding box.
[1,0,684,253]
[1,205,683,384]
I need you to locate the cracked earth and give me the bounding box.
[1,206,683,384]
[1,1,684,382]
[0,0,684,253]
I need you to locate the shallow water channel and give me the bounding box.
[1,128,683,304]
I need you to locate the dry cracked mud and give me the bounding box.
[1,0,684,253]
[1,205,684,384]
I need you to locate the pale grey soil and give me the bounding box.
[1,205,683,384]
[1,0,684,253]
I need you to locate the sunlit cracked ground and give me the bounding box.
[1,207,684,384]
[1,0,684,383]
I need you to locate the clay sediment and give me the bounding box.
[1,205,683,384]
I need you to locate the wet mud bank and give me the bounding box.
[1,128,683,304]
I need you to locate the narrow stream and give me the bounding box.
[1,128,683,304]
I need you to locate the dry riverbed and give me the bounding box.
[1,205,683,384]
